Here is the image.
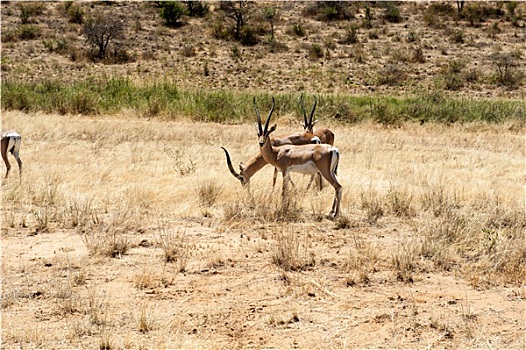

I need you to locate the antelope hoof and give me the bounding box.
[325,212,337,220]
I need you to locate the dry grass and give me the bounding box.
[1,110,524,349]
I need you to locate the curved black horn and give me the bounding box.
[253,97,263,135]
[309,96,317,126]
[221,147,243,182]
[264,97,275,135]
[300,93,308,127]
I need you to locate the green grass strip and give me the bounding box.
[2,77,524,124]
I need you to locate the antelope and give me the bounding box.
[221,118,321,187]
[1,130,22,179]
[222,94,336,189]
[299,94,335,189]
[254,97,342,218]
[300,94,335,146]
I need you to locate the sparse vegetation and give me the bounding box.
[1,1,525,349]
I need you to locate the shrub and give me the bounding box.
[230,45,242,62]
[239,25,258,46]
[183,1,209,17]
[1,29,19,43]
[339,25,359,44]
[42,37,69,54]
[67,4,85,24]
[304,1,353,21]
[362,4,373,28]
[383,3,402,23]
[440,59,466,91]
[376,64,406,86]
[211,20,229,40]
[18,25,41,41]
[290,23,305,37]
[159,1,188,27]
[461,3,505,27]
[412,46,425,63]
[490,52,524,88]
[271,231,315,272]
[17,2,44,24]
[450,29,465,44]
[196,180,223,208]
[180,43,196,57]
[308,43,324,60]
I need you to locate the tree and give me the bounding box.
[220,1,250,40]
[83,15,124,59]
[263,6,277,42]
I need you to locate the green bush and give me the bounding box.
[308,43,324,60]
[17,2,44,24]
[291,23,305,37]
[304,1,353,21]
[160,1,188,27]
[383,3,402,23]
[67,4,85,24]
[239,26,258,46]
[18,25,41,41]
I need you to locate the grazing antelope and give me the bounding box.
[254,97,342,218]
[1,130,22,179]
[221,94,335,190]
[221,121,321,187]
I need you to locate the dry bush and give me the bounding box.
[271,229,315,272]
[196,180,223,209]
[385,187,415,218]
[344,235,378,286]
[360,187,384,224]
[390,239,421,283]
[154,225,189,271]
[137,303,156,333]
[80,209,132,258]
[223,189,304,223]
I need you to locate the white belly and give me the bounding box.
[288,161,318,175]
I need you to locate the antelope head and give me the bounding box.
[300,94,318,134]
[220,147,250,186]
[254,96,277,148]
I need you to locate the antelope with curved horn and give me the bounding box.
[221,110,322,187]
[300,94,334,146]
[221,94,335,190]
[254,97,342,218]
[1,130,22,179]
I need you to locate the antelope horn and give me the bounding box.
[300,93,308,127]
[253,97,263,136]
[263,97,275,135]
[309,96,317,127]
[221,147,243,182]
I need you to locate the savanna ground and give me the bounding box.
[1,111,524,349]
[1,1,526,349]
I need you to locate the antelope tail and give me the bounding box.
[330,148,339,177]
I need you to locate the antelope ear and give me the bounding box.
[239,162,245,171]
[254,123,260,135]
[312,120,318,126]
[268,124,277,134]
